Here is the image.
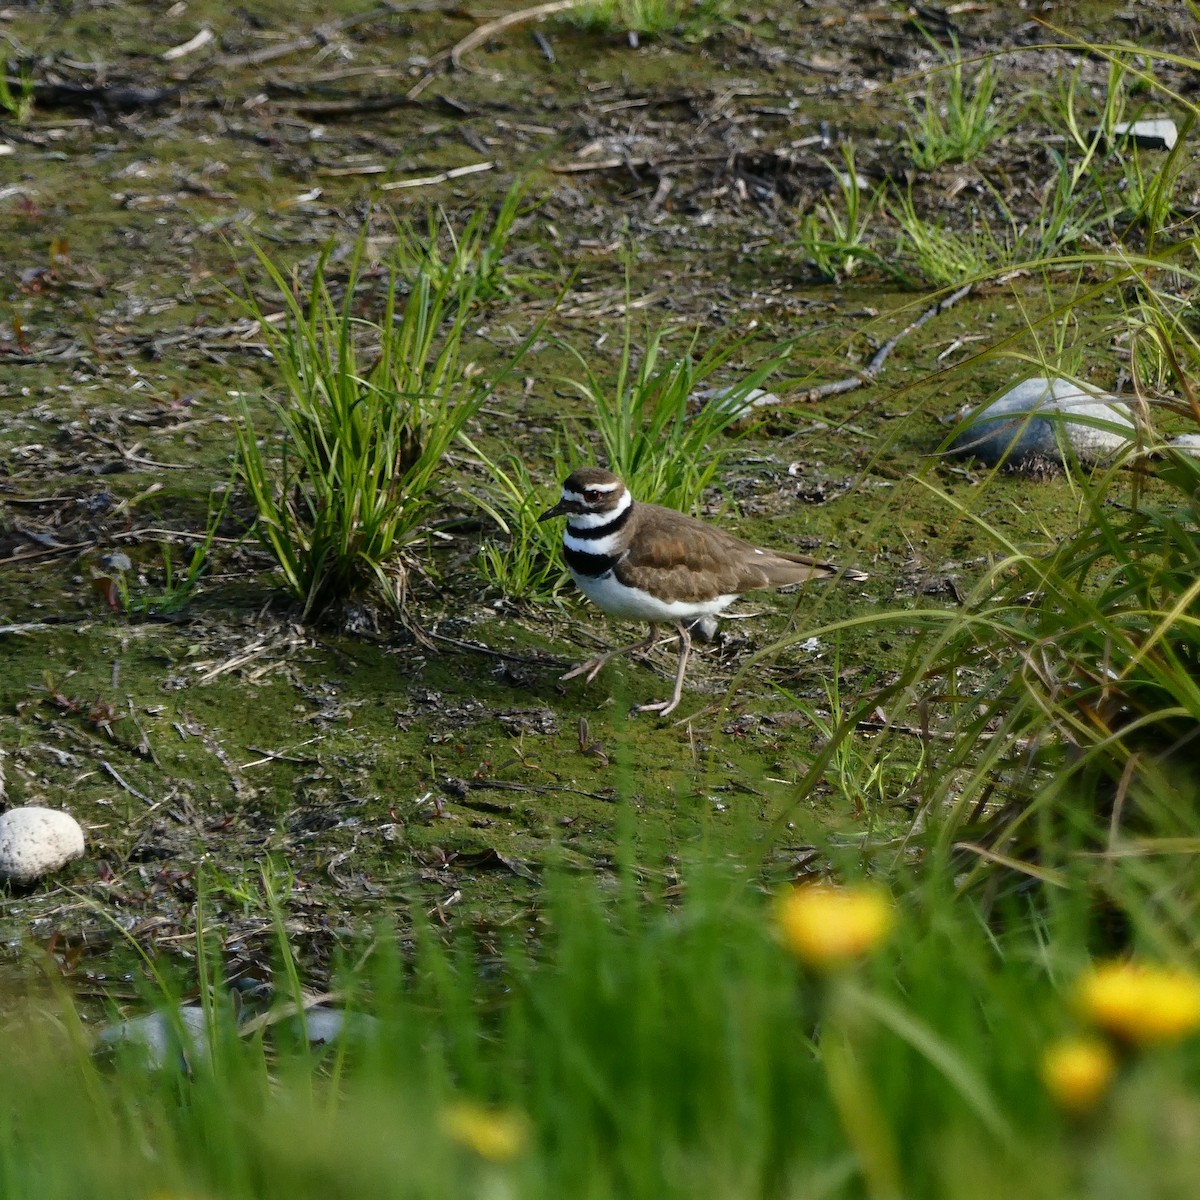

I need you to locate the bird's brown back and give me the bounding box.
[614,502,844,604]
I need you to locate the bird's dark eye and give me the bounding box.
[583,489,601,503]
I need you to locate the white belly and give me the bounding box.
[571,568,738,622]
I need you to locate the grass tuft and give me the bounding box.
[796,144,883,282]
[234,231,490,619]
[902,39,1007,171]
[462,437,568,603]
[560,307,781,512]
[393,178,534,304]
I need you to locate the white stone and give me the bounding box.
[949,377,1135,469]
[0,806,85,884]
[1110,119,1178,151]
[1167,434,1200,457]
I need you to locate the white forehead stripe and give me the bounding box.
[563,480,621,501]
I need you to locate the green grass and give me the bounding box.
[559,309,780,512]
[796,145,883,282]
[462,438,568,603]
[902,39,1007,171]
[393,178,536,304]
[7,845,1200,1199]
[887,189,1008,288]
[115,483,234,617]
[234,230,502,619]
[0,61,34,123]
[1049,54,1134,179]
[569,0,736,39]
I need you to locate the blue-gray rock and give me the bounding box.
[97,1006,210,1070]
[948,378,1135,469]
[293,1005,382,1046]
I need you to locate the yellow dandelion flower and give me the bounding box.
[776,883,894,968]
[1075,961,1200,1046]
[1040,1037,1116,1115]
[441,1101,529,1162]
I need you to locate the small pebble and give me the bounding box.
[99,551,132,572]
[687,614,720,643]
[0,806,85,885]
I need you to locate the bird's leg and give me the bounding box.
[561,624,660,684]
[635,621,692,716]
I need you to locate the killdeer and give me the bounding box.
[538,467,867,716]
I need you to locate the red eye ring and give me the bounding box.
[583,489,600,503]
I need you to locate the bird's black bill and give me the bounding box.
[538,498,571,522]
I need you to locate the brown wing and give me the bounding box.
[614,503,843,604]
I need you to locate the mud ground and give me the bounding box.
[1,0,1195,997]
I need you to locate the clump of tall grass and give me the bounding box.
[560,314,780,513]
[887,189,1010,288]
[796,145,883,282]
[902,37,1007,170]
[235,233,492,619]
[392,178,533,303]
[461,438,567,603]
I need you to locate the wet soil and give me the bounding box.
[1,0,1196,994]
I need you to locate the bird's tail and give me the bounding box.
[762,551,867,587]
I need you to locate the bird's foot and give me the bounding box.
[561,630,661,686]
[633,696,681,717]
[561,654,611,684]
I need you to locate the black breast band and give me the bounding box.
[564,503,632,540]
[565,545,620,577]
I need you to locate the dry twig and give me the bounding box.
[750,284,974,408]
[408,0,587,98]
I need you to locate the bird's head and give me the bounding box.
[538,468,629,524]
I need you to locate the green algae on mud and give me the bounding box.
[0,590,888,979]
[2,0,1196,986]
